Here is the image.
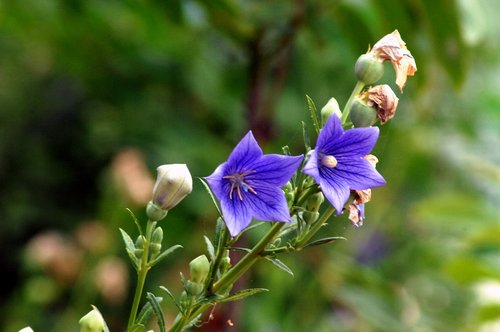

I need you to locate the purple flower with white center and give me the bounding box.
[205,132,303,237]
[303,115,386,213]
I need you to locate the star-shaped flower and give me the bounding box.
[205,132,303,237]
[302,115,386,213]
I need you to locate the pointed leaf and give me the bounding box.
[306,95,320,134]
[218,288,269,303]
[302,121,311,151]
[150,244,182,267]
[228,247,252,254]
[204,236,215,260]
[160,286,183,313]
[146,292,165,332]
[136,296,163,329]
[119,228,139,270]
[198,177,223,218]
[265,256,294,276]
[304,236,346,249]
[130,324,146,332]
[126,208,143,235]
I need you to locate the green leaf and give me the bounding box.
[130,324,146,332]
[306,95,321,134]
[119,228,139,270]
[136,296,163,329]
[303,236,346,249]
[160,286,183,313]
[204,235,215,260]
[146,292,166,332]
[302,121,311,151]
[150,244,183,267]
[126,208,143,236]
[218,288,269,303]
[198,177,223,218]
[265,257,294,276]
[228,247,252,253]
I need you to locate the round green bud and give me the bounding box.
[320,97,342,125]
[146,201,168,222]
[349,99,378,127]
[306,192,324,213]
[355,53,384,84]
[151,227,163,246]
[303,211,320,224]
[189,255,210,284]
[134,235,145,259]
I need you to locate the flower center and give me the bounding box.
[222,170,257,201]
[321,154,338,168]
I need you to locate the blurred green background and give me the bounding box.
[1,0,499,331]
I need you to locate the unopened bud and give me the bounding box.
[149,164,193,220]
[355,53,384,84]
[303,211,320,224]
[283,181,294,206]
[151,227,163,246]
[349,98,378,127]
[189,255,210,284]
[79,307,105,332]
[134,236,145,259]
[18,327,34,332]
[306,192,324,213]
[320,97,342,125]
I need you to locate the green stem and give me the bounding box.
[213,222,285,293]
[340,80,365,124]
[127,220,156,331]
[168,222,285,332]
[205,227,229,293]
[295,205,335,249]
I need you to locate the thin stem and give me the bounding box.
[127,220,156,331]
[212,222,285,293]
[294,205,335,249]
[340,80,365,124]
[205,227,229,294]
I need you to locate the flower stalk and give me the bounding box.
[127,220,156,330]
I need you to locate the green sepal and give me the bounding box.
[136,295,163,329]
[150,244,183,267]
[265,256,294,276]
[119,228,139,271]
[306,95,320,134]
[303,236,346,249]
[146,292,166,332]
[204,235,215,260]
[198,178,223,218]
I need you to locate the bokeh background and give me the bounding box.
[1,0,499,331]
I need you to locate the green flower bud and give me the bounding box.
[283,181,294,206]
[18,327,34,332]
[355,53,384,84]
[189,255,210,284]
[306,192,324,213]
[79,307,105,332]
[349,98,378,127]
[320,97,342,125]
[152,227,163,243]
[134,235,145,259]
[303,211,320,224]
[148,164,193,221]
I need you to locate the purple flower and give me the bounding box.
[303,115,386,213]
[205,132,303,237]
